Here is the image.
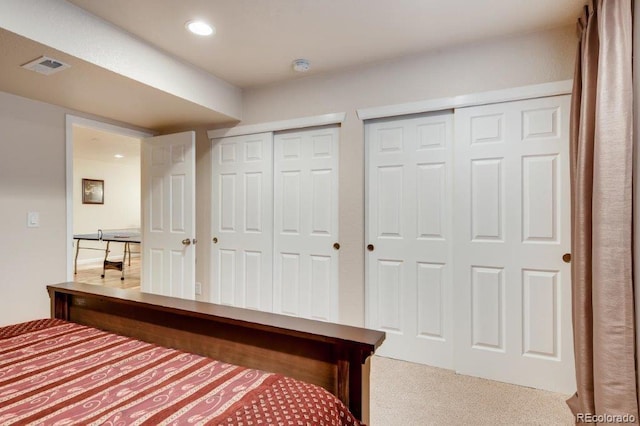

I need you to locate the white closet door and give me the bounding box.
[211,132,273,312]
[141,131,196,300]
[365,112,454,368]
[453,95,574,393]
[273,126,339,322]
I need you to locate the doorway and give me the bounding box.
[65,115,152,285]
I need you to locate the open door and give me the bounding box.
[141,131,196,300]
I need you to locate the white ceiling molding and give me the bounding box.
[67,115,155,140]
[0,0,242,120]
[357,80,573,121]
[208,112,347,139]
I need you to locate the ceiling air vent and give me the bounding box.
[21,56,71,75]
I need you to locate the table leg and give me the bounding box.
[101,241,110,278]
[74,239,80,274]
[121,242,127,280]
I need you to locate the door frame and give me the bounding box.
[357,80,573,121]
[65,114,153,281]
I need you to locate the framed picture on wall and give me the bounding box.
[82,179,104,204]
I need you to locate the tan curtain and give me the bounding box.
[567,0,638,422]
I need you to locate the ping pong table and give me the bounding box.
[73,229,141,280]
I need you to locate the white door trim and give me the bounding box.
[356,80,572,121]
[207,112,346,139]
[65,114,153,281]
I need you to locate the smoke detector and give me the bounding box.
[21,56,71,75]
[292,58,311,73]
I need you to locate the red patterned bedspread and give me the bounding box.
[0,319,360,425]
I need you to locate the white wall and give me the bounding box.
[224,26,578,326]
[0,90,149,326]
[73,157,140,263]
[0,25,578,328]
[0,91,68,325]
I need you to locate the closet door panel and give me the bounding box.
[453,95,574,394]
[273,127,340,322]
[211,132,273,312]
[366,112,454,369]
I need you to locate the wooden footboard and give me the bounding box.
[47,283,385,423]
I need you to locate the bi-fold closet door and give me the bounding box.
[365,94,574,394]
[211,126,340,322]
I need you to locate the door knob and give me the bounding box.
[212,237,218,244]
[182,238,191,246]
[562,253,571,263]
[333,242,340,250]
[367,244,375,252]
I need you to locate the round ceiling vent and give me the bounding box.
[292,58,311,72]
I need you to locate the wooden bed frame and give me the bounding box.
[47,282,385,423]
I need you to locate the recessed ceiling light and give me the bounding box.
[185,20,215,36]
[114,154,124,159]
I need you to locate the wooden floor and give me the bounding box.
[74,256,141,291]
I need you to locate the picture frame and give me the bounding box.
[82,178,104,205]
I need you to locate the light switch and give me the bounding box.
[27,211,39,228]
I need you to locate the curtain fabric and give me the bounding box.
[567,0,637,422]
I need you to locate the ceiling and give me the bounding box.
[67,0,586,88]
[0,0,586,131]
[0,28,232,131]
[73,126,140,165]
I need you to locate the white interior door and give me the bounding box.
[273,126,340,322]
[141,131,196,300]
[365,112,454,368]
[453,95,574,393]
[210,132,274,311]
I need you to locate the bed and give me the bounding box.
[0,282,385,425]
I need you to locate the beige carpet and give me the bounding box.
[369,356,574,426]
